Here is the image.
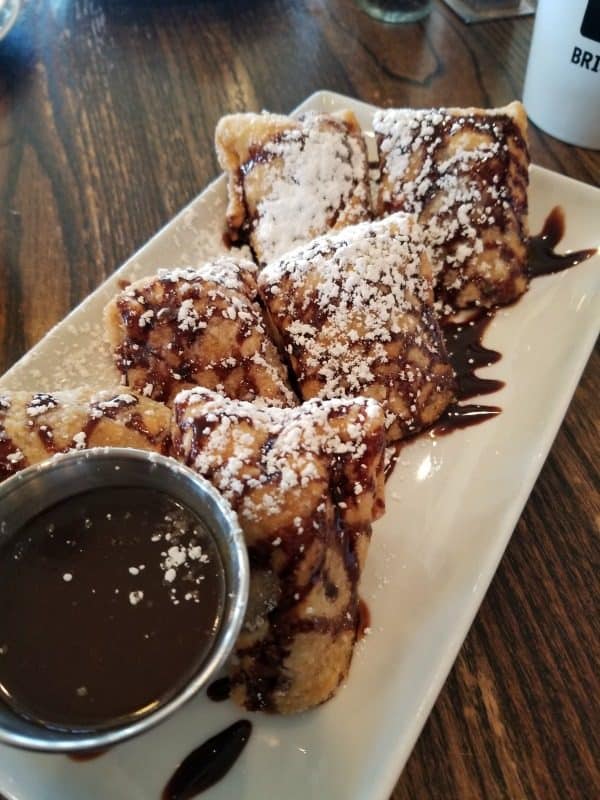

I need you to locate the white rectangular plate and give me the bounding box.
[0,91,598,800]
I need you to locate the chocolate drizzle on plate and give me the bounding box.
[429,311,504,436]
[430,206,597,437]
[162,720,252,800]
[528,206,596,277]
[442,312,503,401]
[68,749,108,762]
[206,677,231,703]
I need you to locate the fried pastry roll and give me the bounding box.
[0,388,171,482]
[104,257,296,407]
[258,214,455,441]
[172,387,386,714]
[374,101,529,309]
[215,110,372,265]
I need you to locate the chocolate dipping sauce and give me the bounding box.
[0,487,226,731]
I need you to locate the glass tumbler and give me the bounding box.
[355,0,432,23]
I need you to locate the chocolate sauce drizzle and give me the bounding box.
[527,206,596,277]
[68,749,107,762]
[0,391,172,485]
[162,720,252,800]
[25,393,168,457]
[430,206,597,437]
[112,269,296,410]
[206,677,231,703]
[430,311,504,435]
[379,309,505,474]
[442,313,503,401]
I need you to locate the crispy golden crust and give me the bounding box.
[374,101,530,310]
[0,388,171,482]
[258,214,455,441]
[104,258,297,407]
[171,388,386,713]
[215,112,295,235]
[215,110,372,265]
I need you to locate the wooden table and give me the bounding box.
[0,1,598,797]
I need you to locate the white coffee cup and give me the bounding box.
[523,0,600,150]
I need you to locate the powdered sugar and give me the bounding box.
[108,257,296,407]
[374,105,529,308]
[173,387,384,525]
[259,214,453,436]
[227,112,372,265]
[26,394,60,417]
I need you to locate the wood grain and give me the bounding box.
[0,1,598,797]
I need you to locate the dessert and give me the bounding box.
[215,110,372,265]
[171,387,386,713]
[258,213,455,441]
[104,257,296,407]
[0,388,170,482]
[374,102,530,309]
[0,98,539,726]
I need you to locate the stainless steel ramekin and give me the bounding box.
[0,448,249,753]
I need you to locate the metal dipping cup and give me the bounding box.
[0,448,249,753]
